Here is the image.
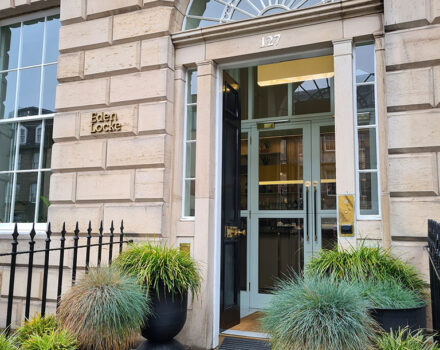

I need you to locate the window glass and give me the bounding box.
[292,78,332,115]
[0,14,59,223]
[355,43,379,216]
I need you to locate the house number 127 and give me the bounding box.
[261,34,281,48]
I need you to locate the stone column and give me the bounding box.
[333,39,357,248]
[375,33,391,248]
[180,60,217,349]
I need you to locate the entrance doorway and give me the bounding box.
[220,58,338,335]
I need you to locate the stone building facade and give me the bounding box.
[0,0,439,348]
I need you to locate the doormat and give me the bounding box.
[219,337,271,350]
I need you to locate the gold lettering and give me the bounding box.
[90,112,122,133]
[111,113,118,122]
[115,123,122,131]
[96,124,103,133]
[91,113,98,124]
[97,112,104,122]
[104,113,110,122]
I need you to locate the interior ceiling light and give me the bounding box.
[257,55,334,87]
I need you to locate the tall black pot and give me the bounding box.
[370,305,427,333]
[142,285,188,343]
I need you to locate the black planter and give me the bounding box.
[142,285,188,343]
[370,305,427,333]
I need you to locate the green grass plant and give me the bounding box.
[114,241,201,298]
[375,327,440,350]
[306,245,426,295]
[262,275,377,350]
[57,267,149,350]
[358,279,426,310]
[0,333,17,350]
[20,330,78,350]
[14,314,58,345]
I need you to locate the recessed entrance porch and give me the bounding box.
[219,58,338,337]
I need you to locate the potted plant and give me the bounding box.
[57,267,149,350]
[261,275,378,350]
[114,242,201,349]
[360,279,427,332]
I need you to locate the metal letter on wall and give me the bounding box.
[338,195,354,237]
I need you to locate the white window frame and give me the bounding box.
[353,41,381,220]
[181,69,197,220]
[0,8,59,228]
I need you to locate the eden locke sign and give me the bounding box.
[91,112,122,133]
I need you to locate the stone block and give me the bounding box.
[59,17,111,52]
[384,0,428,28]
[104,203,163,234]
[51,139,107,171]
[391,241,429,282]
[87,0,142,19]
[175,43,205,66]
[389,153,439,195]
[109,68,173,105]
[49,173,76,203]
[390,197,440,237]
[138,101,172,134]
[435,66,440,107]
[76,170,134,202]
[47,204,103,232]
[14,0,29,6]
[357,220,382,240]
[60,0,85,24]
[386,68,434,109]
[0,0,13,11]
[141,36,173,69]
[84,42,140,78]
[106,134,166,169]
[58,52,84,82]
[431,0,440,23]
[135,168,165,200]
[53,113,79,141]
[56,78,109,111]
[388,109,440,150]
[112,7,173,43]
[80,105,138,138]
[385,26,440,67]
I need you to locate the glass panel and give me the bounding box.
[41,64,57,114]
[292,78,332,115]
[259,129,303,210]
[18,121,41,170]
[254,68,288,119]
[0,23,21,70]
[185,142,196,178]
[356,84,375,110]
[13,171,38,222]
[42,119,53,168]
[187,70,197,104]
[184,179,195,216]
[186,105,197,140]
[0,70,18,119]
[321,217,337,250]
[17,67,41,116]
[357,111,375,126]
[44,15,61,63]
[0,173,13,222]
[0,123,17,171]
[38,171,50,222]
[358,128,377,170]
[259,218,304,293]
[359,172,379,215]
[355,44,375,84]
[239,216,247,291]
[224,241,236,308]
[320,126,336,210]
[240,134,248,211]
[21,18,44,67]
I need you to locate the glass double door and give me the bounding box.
[241,118,337,309]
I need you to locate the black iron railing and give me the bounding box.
[0,220,132,333]
[428,219,440,340]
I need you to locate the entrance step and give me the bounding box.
[218,336,271,350]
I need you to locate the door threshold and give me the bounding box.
[221,329,270,339]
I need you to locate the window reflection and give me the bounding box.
[292,78,332,115]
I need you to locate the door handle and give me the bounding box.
[305,181,311,241]
[225,226,246,238]
[313,181,318,242]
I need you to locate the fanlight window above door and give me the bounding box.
[184,0,338,30]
